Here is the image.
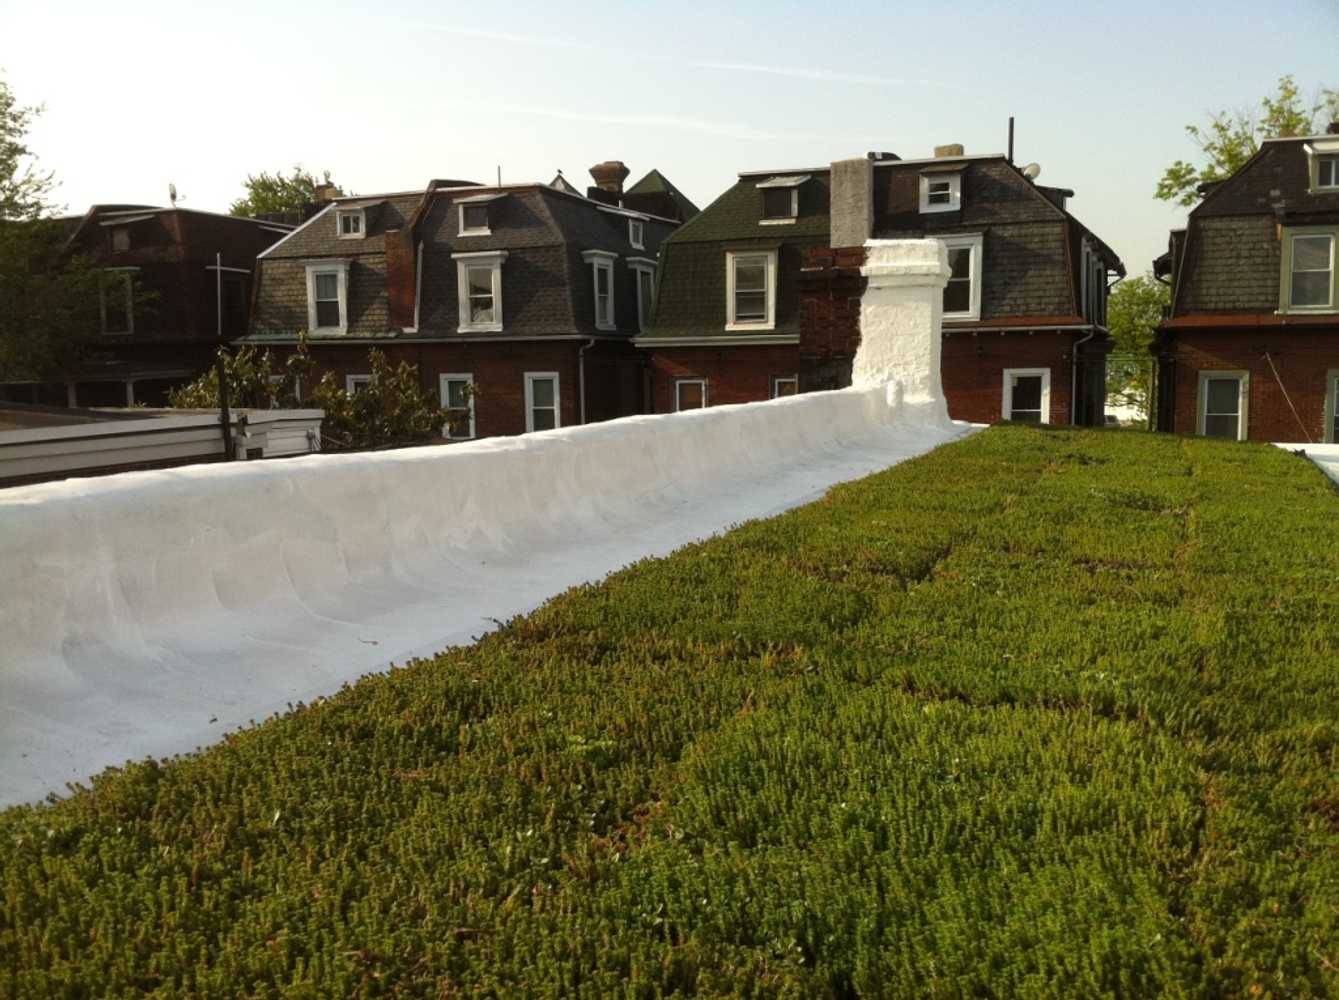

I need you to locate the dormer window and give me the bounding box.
[919,168,963,213]
[629,219,644,249]
[336,209,364,239]
[460,204,490,235]
[1319,156,1338,190]
[756,174,808,225]
[1304,138,1339,193]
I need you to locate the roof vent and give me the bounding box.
[933,143,964,158]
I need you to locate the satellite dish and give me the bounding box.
[168,182,179,206]
[1022,163,1042,180]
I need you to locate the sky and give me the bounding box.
[4,0,1338,275]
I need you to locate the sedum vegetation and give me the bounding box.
[3,426,1338,998]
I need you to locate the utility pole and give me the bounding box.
[205,252,251,460]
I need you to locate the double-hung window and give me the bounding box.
[453,251,507,333]
[100,269,135,335]
[726,250,776,330]
[582,250,618,330]
[1285,232,1335,310]
[1003,368,1050,424]
[1198,371,1249,440]
[675,379,706,411]
[939,234,983,320]
[630,259,656,332]
[628,219,644,249]
[305,261,349,334]
[525,372,560,432]
[440,373,475,440]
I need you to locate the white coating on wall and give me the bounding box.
[0,240,969,806]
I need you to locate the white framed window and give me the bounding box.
[459,203,490,236]
[267,373,302,407]
[1003,368,1050,424]
[336,209,365,239]
[1305,138,1339,192]
[772,375,799,398]
[453,250,507,333]
[631,261,657,332]
[439,373,475,440]
[581,250,618,330]
[675,378,706,411]
[939,234,983,320]
[346,374,371,394]
[726,250,777,330]
[110,227,131,252]
[305,261,349,334]
[524,372,560,432]
[1325,369,1339,444]
[756,174,807,225]
[1197,371,1249,441]
[919,173,962,213]
[99,269,135,335]
[1319,156,1338,190]
[1286,232,1334,310]
[628,219,645,249]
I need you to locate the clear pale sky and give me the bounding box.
[4,0,1337,276]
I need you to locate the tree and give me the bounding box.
[1156,75,1339,207]
[228,166,336,218]
[168,340,455,451]
[1105,275,1169,423]
[0,74,102,381]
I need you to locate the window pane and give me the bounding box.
[1294,235,1332,271]
[530,378,554,408]
[1205,377,1240,415]
[1010,375,1042,413]
[928,182,951,204]
[596,266,610,295]
[1320,159,1337,187]
[735,262,766,291]
[469,297,494,323]
[531,409,556,431]
[1292,272,1331,307]
[943,278,971,314]
[463,205,488,230]
[315,273,338,300]
[735,291,767,320]
[316,300,341,327]
[947,247,972,279]
[446,379,469,408]
[1204,414,1238,439]
[762,188,792,218]
[678,382,704,409]
[468,267,493,296]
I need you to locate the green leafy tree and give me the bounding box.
[1105,275,1169,423]
[169,340,454,450]
[228,166,337,218]
[1156,75,1339,207]
[0,74,102,381]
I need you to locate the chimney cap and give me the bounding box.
[933,143,965,158]
[589,160,631,195]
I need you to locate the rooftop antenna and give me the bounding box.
[1007,117,1015,164]
[496,165,501,187]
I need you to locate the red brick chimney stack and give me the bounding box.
[1327,120,1339,136]
[589,161,631,195]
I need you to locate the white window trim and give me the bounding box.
[1304,139,1339,193]
[628,219,645,249]
[99,268,136,335]
[458,203,491,237]
[760,187,799,225]
[675,378,707,411]
[439,372,476,440]
[725,249,778,332]
[582,249,618,331]
[940,233,983,321]
[305,260,350,334]
[1197,370,1250,442]
[524,372,561,433]
[630,259,657,333]
[1002,367,1051,424]
[1284,231,1335,312]
[919,173,962,213]
[336,209,365,240]
[345,374,371,393]
[771,375,799,398]
[453,250,508,333]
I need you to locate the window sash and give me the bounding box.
[594,262,613,326]
[1319,158,1338,189]
[727,252,773,328]
[526,374,559,432]
[762,188,794,220]
[1290,234,1334,308]
[313,271,343,328]
[629,220,644,247]
[466,266,496,323]
[461,205,489,233]
[927,181,952,204]
[943,245,974,315]
[1199,373,1246,439]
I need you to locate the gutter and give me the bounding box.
[578,337,595,424]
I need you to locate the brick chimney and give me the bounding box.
[934,143,965,158]
[1328,120,1339,135]
[385,229,416,329]
[314,182,342,203]
[589,161,630,195]
[829,157,873,249]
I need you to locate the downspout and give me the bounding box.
[578,337,595,424]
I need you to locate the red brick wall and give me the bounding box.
[941,331,1077,424]
[800,246,865,359]
[649,346,801,412]
[1166,328,1339,441]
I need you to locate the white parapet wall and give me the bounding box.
[0,240,968,806]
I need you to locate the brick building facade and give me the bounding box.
[1154,128,1339,442]
[247,163,694,440]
